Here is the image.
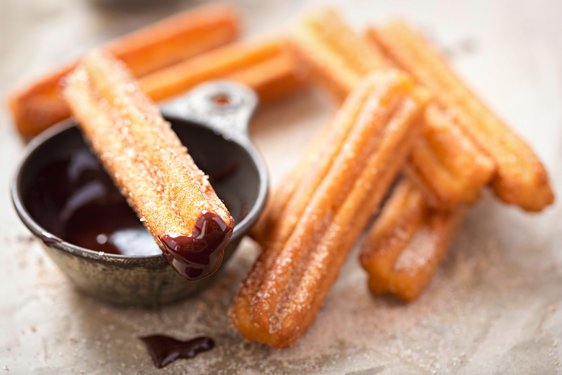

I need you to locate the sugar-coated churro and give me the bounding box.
[406,106,495,208]
[63,51,233,280]
[231,71,426,347]
[250,125,331,245]
[369,21,554,211]
[8,4,240,139]
[290,8,390,99]
[143,38,303,102]
[360,180,465,301]
[289,9,494,210]
[251,8,405,244]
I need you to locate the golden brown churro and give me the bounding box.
[231,71,426,347]
[405,106,495,208]
[227,50,304,102]
[269,10,494,306]
[142,38,303,103]
[249,126,331,245]
[8,4,240,139]
[63,51,233,280]
[369,21,554,211]
[360,180,465,301]
[289,9,495,210]
[290,8,390,99]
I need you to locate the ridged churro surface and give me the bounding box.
[289,9,495,210]
[9,4,240,139]
[231,71,426,347]
[290,8,389,99]
[360,180,465,301]
[63,51,233,280]
[406,106,495,208]
[370,21,554,211]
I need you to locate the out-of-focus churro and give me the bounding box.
[231,71,426,347]
[142,38,304,102]
[227,50,304,102]
[290,8,390,99]
[360,180,465,301]
[289,9,494,210]
[406,106,495,208]
[369,21,554,211]
[63,51,233,280]
[8,4,240,139]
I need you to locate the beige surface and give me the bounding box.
[1,0,562,373]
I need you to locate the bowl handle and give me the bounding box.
[161,81,258,141]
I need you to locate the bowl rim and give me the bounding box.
[10,116,268,264]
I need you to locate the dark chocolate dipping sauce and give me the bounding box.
[140,335,215,369]
[160,211,232,280]
[24,149,159,256]
[24,149,235,277]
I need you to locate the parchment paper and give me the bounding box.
[1,0,561,373]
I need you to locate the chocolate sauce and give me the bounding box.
[23,144,240,280]
[210,163,238,184]
[160,211,232,280]
[140,334,215,369]
[24,150,160,256]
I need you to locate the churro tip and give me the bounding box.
[159,211,233,280]
[492,176,555,212]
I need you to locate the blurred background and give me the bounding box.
[1,0,561,374]
[2,0,561,158]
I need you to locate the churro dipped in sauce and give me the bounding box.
[63,50,234,280]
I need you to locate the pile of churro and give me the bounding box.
[8,4,554,348]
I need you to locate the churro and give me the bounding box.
[142,38,303,102]
[289,9,494,209]
[360,180,465,301]
[8,4,240,139]
[231,71,426,347]
[227,50,304,102]
[249,125,332,245]
[290,8,390,99]
[63,51,233,280]
[406,106,495,208]
[369,21,554,211]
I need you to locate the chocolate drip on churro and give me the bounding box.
[160,211,231,279]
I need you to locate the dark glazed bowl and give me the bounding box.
[11,82,268,306]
